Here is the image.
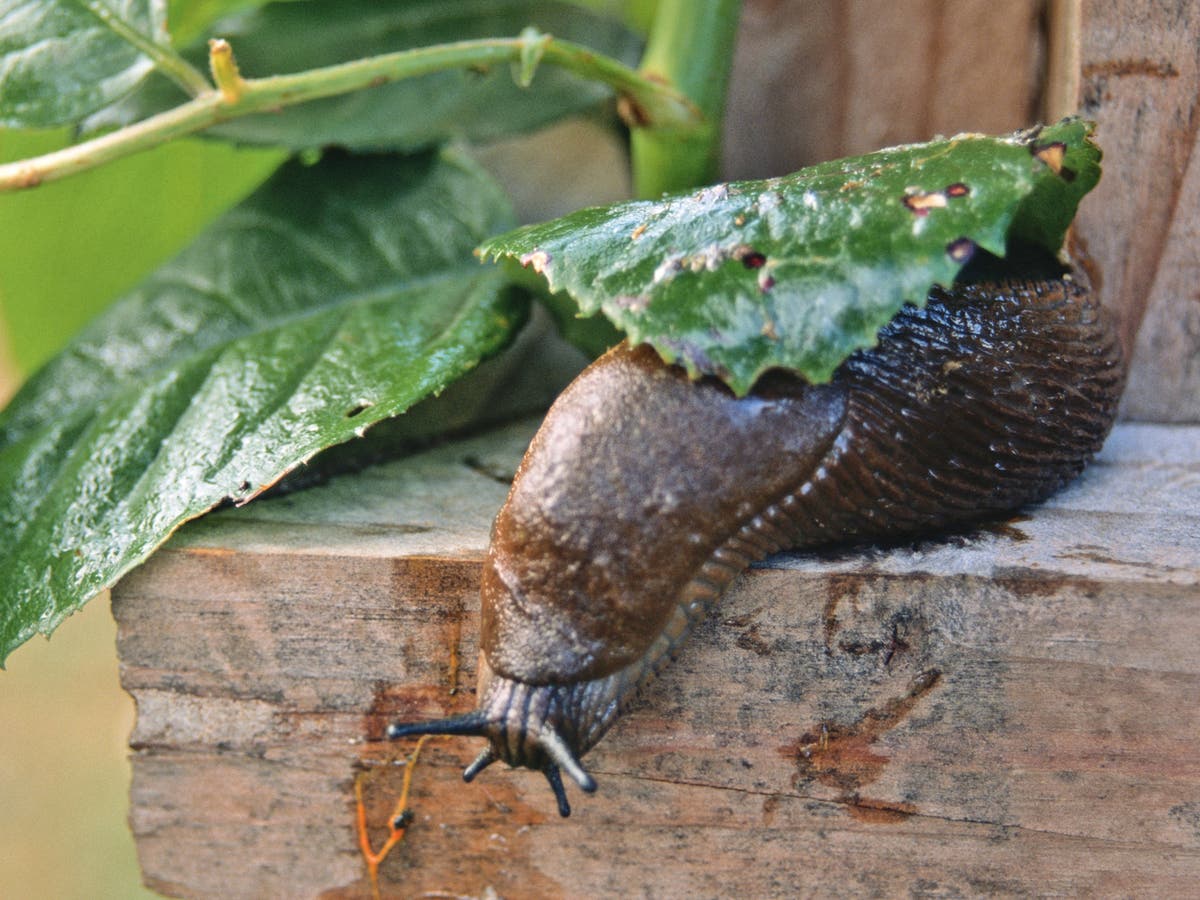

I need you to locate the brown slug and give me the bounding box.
[387,248,1124,816]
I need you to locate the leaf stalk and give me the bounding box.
[631,0,743,197]
[81,0,211,97]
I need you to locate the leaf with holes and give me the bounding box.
[0,0,166,127]
[0,148,526,663]
[480,118,1101,394]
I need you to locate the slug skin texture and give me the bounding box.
[391,260,1124,815]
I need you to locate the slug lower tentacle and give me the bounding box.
[388,251,1124,816]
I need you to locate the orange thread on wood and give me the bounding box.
[355,734,434,900]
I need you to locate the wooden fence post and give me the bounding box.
[114,3,1200,896]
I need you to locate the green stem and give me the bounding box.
[630,0,742,198]
[0,32,699,193]
[82,0,211,97]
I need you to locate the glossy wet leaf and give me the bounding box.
[0,0,165,127]
[481,119,1102,394]
[94,0,640,150]
[0,148,525,663]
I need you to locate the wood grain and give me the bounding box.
[113,420,1200,898]
[1073,0,1200,422]
[724,0,1044,179]
[1080,0,1200,422]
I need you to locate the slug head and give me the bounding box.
[387,670,598,817]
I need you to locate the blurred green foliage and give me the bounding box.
[0,599,159,900]
[0,129,283,375]
[168,0,288,45]
[0,122,281,900]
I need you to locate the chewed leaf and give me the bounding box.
[479,118,1101,395]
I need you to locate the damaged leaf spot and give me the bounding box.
[345,402,373,419]
[652,256,684,285]
[519,250,551,273]
[631,224,648,241]
[657,243,768,283]
[1032,140,1077,181]
[1032,141,1067,174]
[693,183,730,204]
[756,190,781,213]
[903,182,971,215]
[902,190,948,215]
[758,272,776,293]
[688,245,729,272]
[946,237,975,262]
[733,245,767,269]
[612,294,649,313]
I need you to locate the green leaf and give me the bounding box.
[0,147,526,663]
[0,0,165,127]
[98,0,641,151]
[480,119,1102,395]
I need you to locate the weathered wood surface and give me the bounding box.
[726,0,1200,422]
[725,0,1044,179]
[1075,0,1200,422]
[113,420,1200,899]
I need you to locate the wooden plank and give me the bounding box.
[1114,110,1200,422]
[724,0,1043,179]
[112,421,1200,898]
[1074,0,1200,422]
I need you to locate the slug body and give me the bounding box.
[389,258,1123,815]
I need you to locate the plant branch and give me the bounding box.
[630,0,742,197]
[0,31,699,193]
[208,38,246,102]
[81,0,211,97]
